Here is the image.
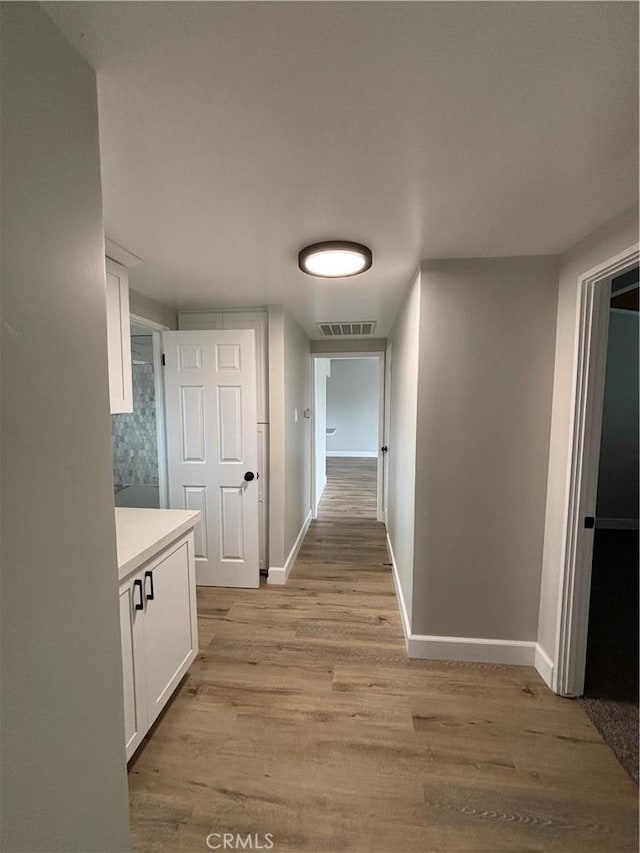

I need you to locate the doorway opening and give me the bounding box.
[112,315,169,509]
[312,353,385,522]
[555,243,638,710]
[577,267,639,782]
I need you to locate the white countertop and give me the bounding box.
[115,507,201,581]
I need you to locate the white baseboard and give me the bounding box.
[327,451,378,458]
[407,634,536,665]
[534,643,555,689]
[267,510,312,586]
[386,530,537,668]
[312,476,327,520]
[267,566,287,585]
[386,533,410,651]
[596,517,639,530]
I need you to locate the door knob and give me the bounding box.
[244,471,255,482]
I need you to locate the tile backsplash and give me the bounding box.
[112,361,159,487]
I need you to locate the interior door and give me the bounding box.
[163,330,260,587]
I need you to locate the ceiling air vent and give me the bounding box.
[317,321,377,337]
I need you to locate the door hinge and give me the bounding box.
[584,516,595,529]
[161,353,166,366]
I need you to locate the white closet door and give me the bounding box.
[163,330,260,587]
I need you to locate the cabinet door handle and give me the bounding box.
[144,570,155,601]
[133,579,144,611]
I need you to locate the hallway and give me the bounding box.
[317,457,378,520]
[127,513,639,850]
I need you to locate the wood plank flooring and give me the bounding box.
[318,457,378,519]
[128,464,638,852]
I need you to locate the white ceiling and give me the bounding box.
[47,2,638,338]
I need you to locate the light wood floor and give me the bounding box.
[318,457,378,519]
[128,471,639,851]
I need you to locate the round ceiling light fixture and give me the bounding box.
[298,240,372,278]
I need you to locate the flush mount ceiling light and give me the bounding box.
[298,241,372,278]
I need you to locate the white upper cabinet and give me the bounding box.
[178,309,269,423]
[105,258,133,413]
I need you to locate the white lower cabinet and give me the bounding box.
[119,531,198,760]
[119,575,147,758]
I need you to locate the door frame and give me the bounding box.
[311,355,330,520]
[310,351,386,523]
[129,313,170,509]
[382,341,393,526]
[555,243,639,696]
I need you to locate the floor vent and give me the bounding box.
[317,321,377,337]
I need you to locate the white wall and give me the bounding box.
[284,310,312,555]
[538,206,640,665]
[326,358,379,455]
[268,306,311,569]
[314,359,331,508]
[129,287,177,329]
[268,307,286,566]
[386,272,421,624]
[597,309,639,521]
[0,5,131,850]
[413,257,558,640]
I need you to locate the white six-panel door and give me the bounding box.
[163,330,260,588]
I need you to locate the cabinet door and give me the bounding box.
[257,424,269,571]
[222,311,269,423]
[142,534,198,726]
[119,575,147,760]
[106,258,133,413]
